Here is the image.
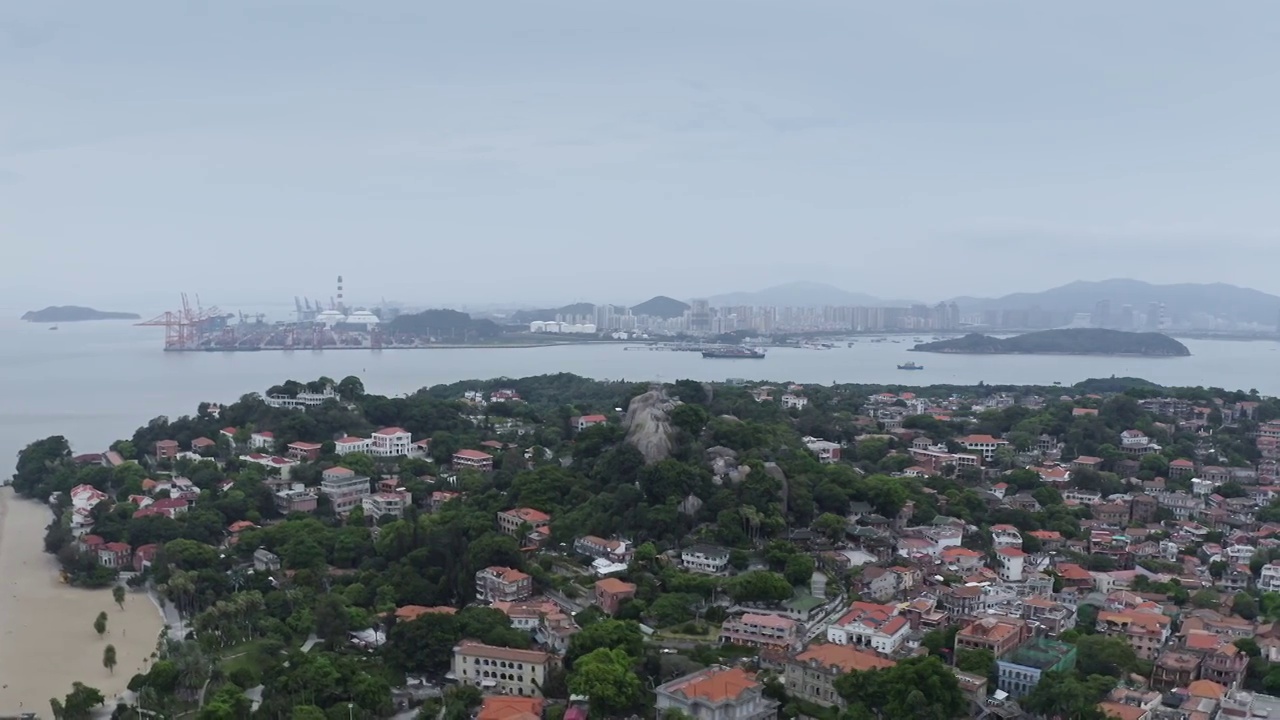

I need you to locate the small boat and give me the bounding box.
[897,361,924,370]
[49,325,58,331]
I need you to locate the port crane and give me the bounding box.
[137,294,223,350]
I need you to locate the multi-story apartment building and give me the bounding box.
[1260,561,1280,593]
[453,449,495,472]
[497,508,552,537]
[996,547,1026,583]
[1120,430,1160,456]
[573,536,633,564]
[681,545,731,575]
[655,666,779,720]
[785,644,895,709]
[370,427,413,457]
[990,525,1023,549]
[1199,642,1248,688]
[718,613,801,652]
[334,435,372,455]
[1096,610,1171,660]
[956,434,1009,463]
[450,641,555,697]
[475,566,533,603]
[955,617,1028,660]
[275,486,319,514]
[362,488,411,521]
[319,466,371,514]
[1152,650,1200,691]
[1156,491,1204,520]
[1093,502,1130,526]
[803,438,842,463]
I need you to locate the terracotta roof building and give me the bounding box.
[784,644,895,708]
[655,666,778,720]
[476,697,543,720]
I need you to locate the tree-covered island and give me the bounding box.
[910,328,1191,356]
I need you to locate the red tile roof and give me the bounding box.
[663,667,761,704]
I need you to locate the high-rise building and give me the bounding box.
[689,299,712,334]
[1117,305,1134,330]
[1092,300,1111,328]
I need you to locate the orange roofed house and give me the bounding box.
[825,602,910,655]
[955,616,1030,659]
[498,508,551,537]
[1096,610,1171,660]
[475,566,533,603]
[785,644,895,708]
[956,434,1009,463]
[656,666,779,720]
[477,697,543,720]
[595,577,637,615]
[394,605,457,622]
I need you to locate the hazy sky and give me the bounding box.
[4,1,1280,310]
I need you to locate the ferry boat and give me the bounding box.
[897,361,924,370]
[702,347,766,359]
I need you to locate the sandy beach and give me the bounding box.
[0,487,164,713]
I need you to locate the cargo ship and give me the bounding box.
[897,361,924,370]
[702,347,766,359]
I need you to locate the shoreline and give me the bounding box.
[907,350,1190,358]
[159,340,632,352]
[0,487,165,712]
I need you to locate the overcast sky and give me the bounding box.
[4,1,1279,310]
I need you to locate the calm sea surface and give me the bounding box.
[2,312,1279,475]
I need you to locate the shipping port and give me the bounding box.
[138,277,428,352]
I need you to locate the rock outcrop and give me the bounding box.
[622,385,679,464]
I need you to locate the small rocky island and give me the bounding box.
[21,306,141,322]
[910,328,1191,357]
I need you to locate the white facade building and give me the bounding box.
[1260,562,1280,593]
[681,545,731,575]
[371,427,413,457]
[825,602,911,655]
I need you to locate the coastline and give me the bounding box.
[159,339,634,352]
[0,487,164,712]
[907,349,1190,357]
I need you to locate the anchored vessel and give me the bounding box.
[897,361,924,370]
[702,347,766,359]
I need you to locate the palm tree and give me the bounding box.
[112,585,126,609]
[103,644,117,674]
[94,611,108,638]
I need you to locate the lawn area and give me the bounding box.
[218,639,276,676]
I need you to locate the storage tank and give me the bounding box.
[347,310,379,326]
[582,323,597,334]
[529,321,546,333]
[316,310,345,327]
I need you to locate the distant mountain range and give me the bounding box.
[507,296,691,323]
[502,279,1280,327]
[950,279,1280,326]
